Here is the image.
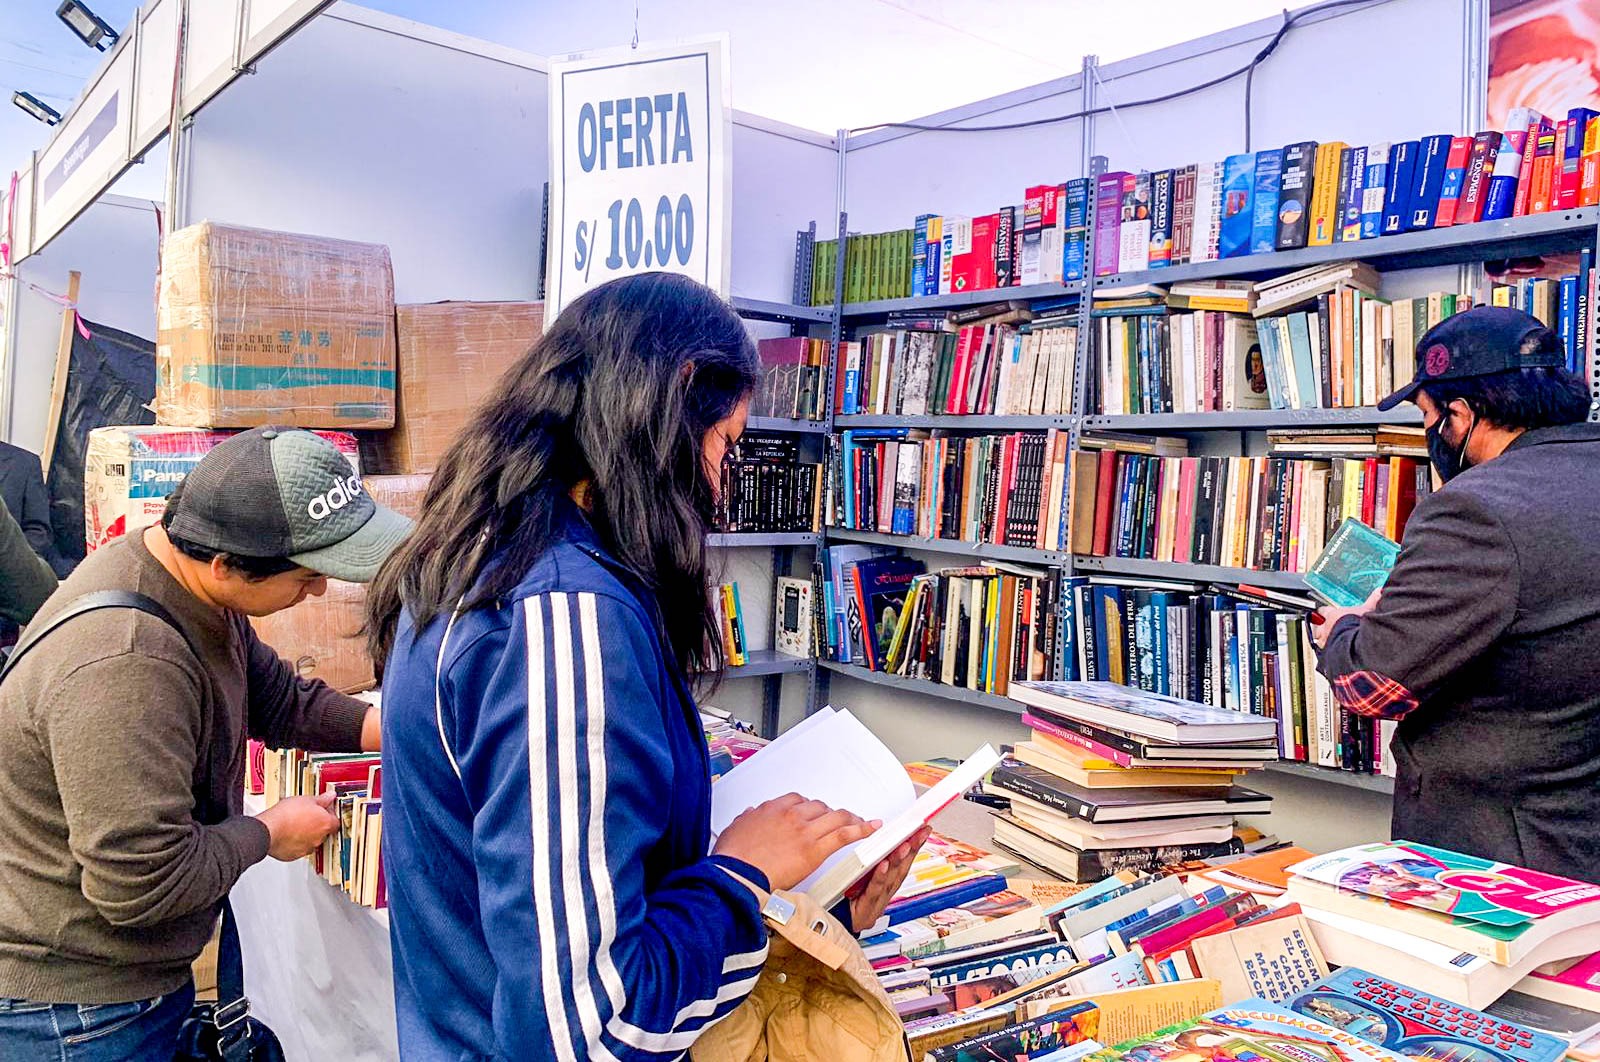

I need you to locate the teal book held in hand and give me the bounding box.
[1305,517,1401,607]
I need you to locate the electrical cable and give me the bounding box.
[845,0,1379,138]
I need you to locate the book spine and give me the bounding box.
[1332,146,1355,243]
[912,215,930,298]
[1150,169,1175,268]
[1381,141,1417,235]
[1360,143,1390,239]
[1275,142,1316,250]
[1433,135,1474,227]
[1094,174,1127,277]
[1172,164,1197,265]
[1339,145,1367,242]
[1408,133,1452,230]
[1484,131,1527,221]
[1251,149,1285,254]
[1458,130,1500,224]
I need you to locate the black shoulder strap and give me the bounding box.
[0,590,200,686]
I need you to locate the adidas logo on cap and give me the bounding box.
[307,474,366,520]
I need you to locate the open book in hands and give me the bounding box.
[709,706,999,911]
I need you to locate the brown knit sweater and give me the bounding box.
[0,532,368,1004]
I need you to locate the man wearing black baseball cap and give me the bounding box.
[1312,306,1600,882]
[0,426,410,1060]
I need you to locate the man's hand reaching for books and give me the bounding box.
[848,825,930,933]
[714,794,879,891]
[1311,588,1382,648]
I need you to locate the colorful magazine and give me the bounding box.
[1288,842,1600,930]
[1286,968,1569,1062]
[929,999,1101,1062]
[1089,1000,1413,1062]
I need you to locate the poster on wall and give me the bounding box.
[545,36,732,322]
[1488,0,1600,128]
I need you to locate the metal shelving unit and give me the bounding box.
[816,660,1025,716]
[836,413,1075,431]
[705,531,821,549]
[745,416,829,434]
[1072,555,1310,591]
[713,649,815,679]
[729,296,834,325]
[1084,407,1423,432]
[828,527,1071,567]
[743,164,1600,795]
[1264,761,1395,795]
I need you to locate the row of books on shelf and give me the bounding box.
[1071,436,1429,574]
[714,582,752,667]
[248,741,386,910]
[1092,254,1593,415]
[1095,105,1600,278]
[753,337,830,421]
[838,316,1081,418]
[810,181,1092,306]
[713,432,823,533]
[827,429,1075,550]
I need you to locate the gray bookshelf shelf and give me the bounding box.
[1095,209,1598,289]
[817,659,1026,715]
[842,280,1084,318]
[730,296,834,324]
[1073,555,1310,591]
[827,527,1072,566]
[836,413,1075,430]
[1264,760,1395,795]
[1084,407,1423,431]
[706,531,822,548]
[745,416,829,434]
[715,650,816,679]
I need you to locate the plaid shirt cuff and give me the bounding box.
[1332,669,1419,720]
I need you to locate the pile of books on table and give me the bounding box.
[985,681,1278,882]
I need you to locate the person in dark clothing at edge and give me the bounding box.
[1313,305,1600,884]
[0,502,56,629]
[0,440,70,579]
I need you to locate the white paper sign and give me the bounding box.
[546,36,732,322]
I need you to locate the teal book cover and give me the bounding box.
[1305,518,1401,607]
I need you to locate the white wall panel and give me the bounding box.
[730,117,837,300]
[6,196,160,451]
[181,0,244,116]
[133,0,180,157]
[183,11,548,303]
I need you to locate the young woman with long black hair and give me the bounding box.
[368,273,921,1060]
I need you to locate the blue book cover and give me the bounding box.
[1565,107,1599,165]
[1287,312,1318,410]
[1407,134,1452,229]
[1133,591,1157,692]
[1360,144,1390,239]
[1560,274,1578,373]
[1483,132,1524,221]
[1250,149,1284,254]
[1115,460,1139,557]
[1150,590,1176,695]
[911,215,931,297]
[924,227,942,295]
[926,941,1077,989]
[1382,141,1418,235]
[1058,577,1085,682]
[1257,317,1289,411]
[887,874,1009,925]
[1338,145,1368,242]
[1062,178,1091,282]
[1090,585,1120,681]
[1219,153,1257,259]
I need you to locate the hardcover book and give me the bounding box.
[1010,680,1281,744]
[1096,173,1131,277]
[1382,141,1419,235]
[1149,169,1175,268]
[1304,517,1400,608]
[1086,1000,1415,1062]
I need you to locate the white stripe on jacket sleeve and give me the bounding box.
[524,593,765,1061]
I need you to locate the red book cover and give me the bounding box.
[993,435,1018,545]
[1092,449,1119,556]
[1174,457,1198,564]
[1432,136,1474,226]
[1580,152,1600,207]
[1457,130,1500,224]
[947,326,974,413]
[1207,312,1226,411]
[247,740,266,796]
[1388,457,1419,539]
[1530,130,1560,213]
[1514,120,1542,216]
[950,214,999,294]
[368,763,383,800]
[1361,456,1379,529]
[1023,712,1135,767]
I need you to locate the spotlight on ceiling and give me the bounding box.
[56,1,119,51]
[12,91,63,126]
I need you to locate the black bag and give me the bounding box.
[1,591,284,1061]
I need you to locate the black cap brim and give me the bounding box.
[1376,380,1421,412]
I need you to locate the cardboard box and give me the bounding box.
[247,474,429,696]
[155,221,397,429]
[364,302,543,473]
[84,426,359,552]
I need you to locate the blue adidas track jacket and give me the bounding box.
[382,500,770,1060]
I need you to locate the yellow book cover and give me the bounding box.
[1309,142,1348,246]
[1027,980,1224,1042]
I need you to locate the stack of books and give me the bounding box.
[1285,842,1600,1008]
[713,432,822,534]
[1068,431,1427,572]
[827,428,1074,549]
[987,681,1276,883]
[836,314,1079,419]
[1092,106,1600,278]
[699,706,765,780]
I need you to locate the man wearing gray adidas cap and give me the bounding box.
[0,426,411,1060]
